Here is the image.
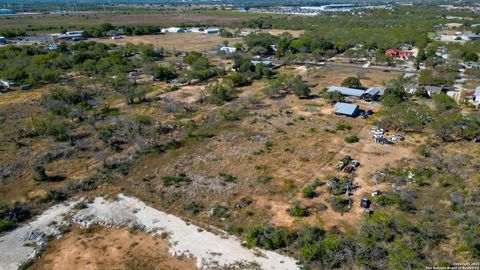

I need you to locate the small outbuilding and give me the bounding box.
[361,87,380,101]
[334,102,359,117]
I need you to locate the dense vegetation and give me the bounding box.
[0,3,480,270]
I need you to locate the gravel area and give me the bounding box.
[0,194,300,270]
[73,194,300,270]
[0,199,81,270]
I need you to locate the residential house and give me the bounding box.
[334,102,360,117]
[251,60,273,66]
[385,49,413,60]
[445,23,463,28]
[461,33,480,41]
[467,87,480,107]
[424,85,444,96]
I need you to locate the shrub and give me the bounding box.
[0,220,14,233]
[257,175,273,184]
[336,122,352,131]
[219,173,236,183]
[328,195,352,213]
[32,159,48,181]
[344,135,359,143]
[245,226,296,250]
[8,203,31,222]
[161,173,191,187]
[302,186,317,199]
[287,203,309,217]
[183,202,204,215]
[41,189,67,203]
[74,202,88,210]
[212,205,230,219]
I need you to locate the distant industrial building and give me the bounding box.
[161,27,186,33]
[0,9,15,15]
[203,28,220,34]
[52,31,85,41]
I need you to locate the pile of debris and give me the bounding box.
[371,126,404,144]
[335,155,360,174]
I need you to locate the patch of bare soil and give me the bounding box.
[93,33,243,52]
[29,227,198,270]
[305,123,417,230]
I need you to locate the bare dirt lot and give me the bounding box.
[287,65,400,92]
[28,227,198,270]
[93,33,243,52]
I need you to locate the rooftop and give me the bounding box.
[335,102,359,116]
[328,86,365,97]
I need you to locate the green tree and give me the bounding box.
[183,51,203,65]
[382,79,408,106]
[341,76,362,88]
[325,91,345,104]
[293,80,311,98]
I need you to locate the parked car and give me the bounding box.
[351,160,360,168]
[20,84,31,90]
[360,197,371,208]
[343,165,354,174]
[342,155,352,164]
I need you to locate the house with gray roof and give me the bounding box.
[424,86,444,96]
[334,102,359,117]
[362,88,380,101]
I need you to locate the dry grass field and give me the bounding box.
[0,66,405,232]
[94,66,411,232]
[93,33,243,52]
[0,12,249,31]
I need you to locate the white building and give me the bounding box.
[161,27,185,33]
[203,28,220,34]
[219,46,237,53]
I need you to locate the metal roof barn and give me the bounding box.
[328,86,365,97]
[335,102,359,116]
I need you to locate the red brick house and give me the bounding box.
[385,49,413,60]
